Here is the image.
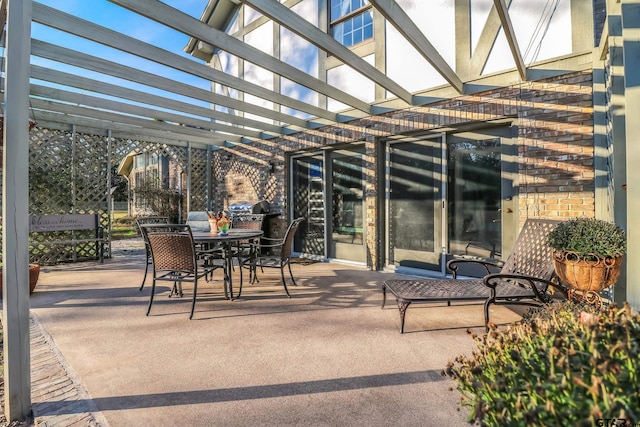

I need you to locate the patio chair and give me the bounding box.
[141,224,224,319]
[239,217,304,298]
[185,211,212,232]
[136,216,170,291]
[382,219,569,333]
[230,213,265,282]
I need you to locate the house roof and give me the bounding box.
[116,151,135,177]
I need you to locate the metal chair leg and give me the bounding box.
[287,261,297,286]
[146,279,157,316]
[139,259,150,291]
[190,279,199,319]
[280,263,291,298]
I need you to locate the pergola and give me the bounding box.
[2,0,640,422]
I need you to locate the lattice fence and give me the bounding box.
[0,126,216,265]
[26,128,132,264]
[189,147,209,211]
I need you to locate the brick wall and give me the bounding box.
[212,70,595,269]
[517,72,595,222]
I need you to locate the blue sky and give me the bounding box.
[30,0,213,108]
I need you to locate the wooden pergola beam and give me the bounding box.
[109,0,373,114]
[238,0,414,104]
[32,2,336,123]
[2,0,32,422]
[368,0,464,93]
[492,0,526,80]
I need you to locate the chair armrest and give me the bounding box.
[259,236,282,243]
[196,246,224,258]
[483,272,569,301]
[446,258,503,278]
[256,242,284,249]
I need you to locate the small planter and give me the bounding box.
[29,263,41,293]
[552,249,622,292]
[0,263,41,295]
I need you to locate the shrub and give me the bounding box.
[443,301,640,426]
[547,218,626,259]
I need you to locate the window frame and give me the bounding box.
[329,0,373,48]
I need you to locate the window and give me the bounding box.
[330,0,373,47]
[134,154,145,169]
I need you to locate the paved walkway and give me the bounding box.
[6,240,526,426]
[29,313,107,426]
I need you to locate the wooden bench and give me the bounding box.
[29,214,107,263]
[382,219,569,333]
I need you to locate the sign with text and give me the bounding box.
[29,214,96,232]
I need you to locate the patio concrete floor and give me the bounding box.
[20,243,524,426]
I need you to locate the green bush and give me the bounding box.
[547,218,626,259]
[444,301,640,426]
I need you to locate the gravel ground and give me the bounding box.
[110,237,145,256]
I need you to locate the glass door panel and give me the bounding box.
[292,154,325,258]
[386,136,442,272]
[330,147,365,262]
[447,136,502,259]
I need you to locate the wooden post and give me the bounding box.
[2,0,33,421]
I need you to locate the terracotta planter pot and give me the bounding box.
[29,264,41,293]
[552,249,622,292]
[0,264,41,295]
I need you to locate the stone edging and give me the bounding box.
[29,312,109,426]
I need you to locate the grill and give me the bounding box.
[228,200,271,215]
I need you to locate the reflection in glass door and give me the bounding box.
[386,136,443,272]
[448,137,502,259]
[292,154,325,258]
[330,147,365,263]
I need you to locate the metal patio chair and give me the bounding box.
[230,213,265,283]
[240,217,304,298]
[136,216,170,291]
[142,224,224,319]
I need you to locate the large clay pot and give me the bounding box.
[0,264,41,295]
[552,249,622,292]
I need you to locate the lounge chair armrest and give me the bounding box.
[483,272,569,301]
[446,258,503,278]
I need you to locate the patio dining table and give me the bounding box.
[192,228,263,300]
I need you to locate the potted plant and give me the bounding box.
[0,263,41,295]
[547,217,626,292]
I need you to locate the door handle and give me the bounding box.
[498,208,513,213]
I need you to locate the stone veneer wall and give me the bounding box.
[211,70,595,269]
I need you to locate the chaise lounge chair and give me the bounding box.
[382,219,569,333]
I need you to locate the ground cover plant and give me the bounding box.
[444,301,640,426]
[110,213,137,240]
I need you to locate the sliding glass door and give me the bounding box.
[386,135,444,272]
[290,147,366,263]
[330,147,365,263]
[385,127,516,276]
[291,154,325,258]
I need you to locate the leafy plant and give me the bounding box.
[444,301,640,426]
[547,218,626,259]
[132,179,182,223]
